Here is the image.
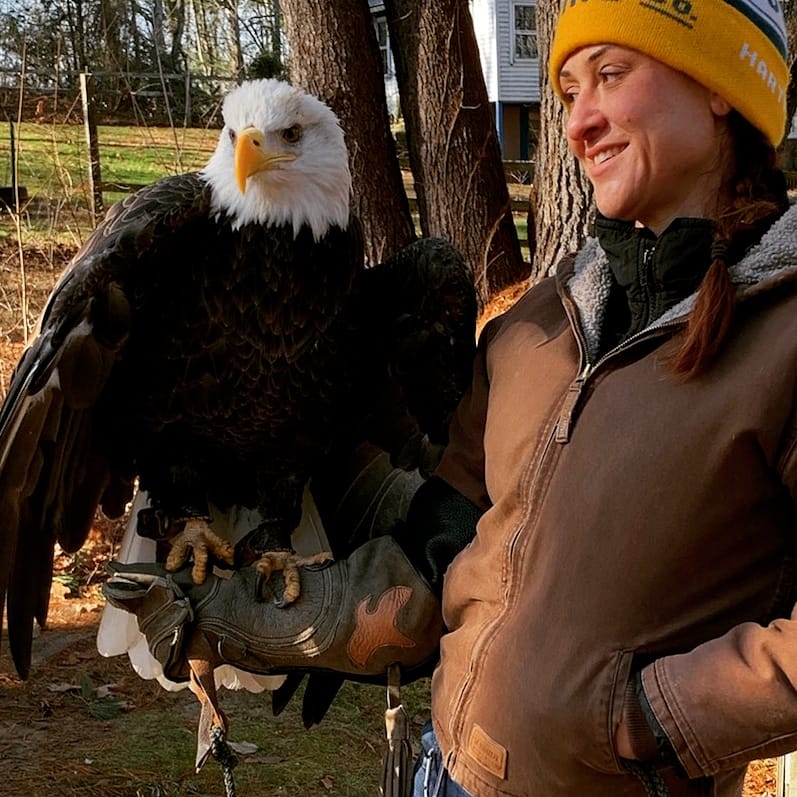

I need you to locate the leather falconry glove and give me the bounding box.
[103,534,442,797]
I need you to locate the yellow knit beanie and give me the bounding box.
[549,0,790,146]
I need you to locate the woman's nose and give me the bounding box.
[565,92,605,146]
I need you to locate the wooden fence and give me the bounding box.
[780,755,797,796]
[0,68,239,128]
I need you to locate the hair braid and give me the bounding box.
[669,112,789,380]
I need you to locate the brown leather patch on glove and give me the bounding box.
[347,585,417,668]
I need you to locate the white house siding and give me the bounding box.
[384,75,400,121]
[369,0,400,119]
[495,0,539,102]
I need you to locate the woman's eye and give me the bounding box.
[282,125,303,144]
[560,85,578,104]
[600,69,623,83]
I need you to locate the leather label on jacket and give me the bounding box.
[467,723,508,779]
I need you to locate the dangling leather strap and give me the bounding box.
[380,663,414,797]
[187,634,238,797]
[187,633,226,769]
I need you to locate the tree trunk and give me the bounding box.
[281,0,416,265]
[151,0,169,70]
[69,0,87,71]
[272,0,283,66]
[99,0,125,71]
[130,2,142,67]
[169,0,187,72]
[533,0,594,279]
[385,0,528,307]
[226,0,245,78]
[784,1,797,159]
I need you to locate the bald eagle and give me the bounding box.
[0,78,476,681]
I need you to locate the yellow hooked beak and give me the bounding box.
[234,126,297,194]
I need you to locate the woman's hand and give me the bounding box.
[615,716,638,759]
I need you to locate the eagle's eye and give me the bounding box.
[282,125,303,144]
[228,129,237,144]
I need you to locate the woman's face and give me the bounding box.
[559,45,732,234]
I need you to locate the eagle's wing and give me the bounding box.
[290,238,476,728]
[0,173,211,678]
[356,237,478,468]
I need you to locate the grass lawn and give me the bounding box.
[0,121,217,198]
[0,122,219,247]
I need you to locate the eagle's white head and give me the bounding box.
[202,79,351,241]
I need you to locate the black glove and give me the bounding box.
[395,475,483,600]
[285,442,483,730]
[310,440,483,599]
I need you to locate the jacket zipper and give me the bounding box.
[555,282,684,442]
[642,240,655,287]
[554,288,593,442]
[555,361,591,443]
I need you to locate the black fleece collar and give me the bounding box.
[595,215,715,350]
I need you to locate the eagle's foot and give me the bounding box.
[165,518,235,584]
[253,550,334,607]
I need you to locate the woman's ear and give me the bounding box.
[709,93,732,118]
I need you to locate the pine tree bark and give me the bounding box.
[99,0,125,71]
[784,2,797,153]
[533,0,594,279]
[281,0,416,265]
[386,0,528,307]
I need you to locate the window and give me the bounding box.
[513,3,538,60]
[375,17,392,76]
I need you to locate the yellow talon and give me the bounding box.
[166,519,235,584]
[254,550,333,606]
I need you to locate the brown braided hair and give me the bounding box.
[669,111,789,380]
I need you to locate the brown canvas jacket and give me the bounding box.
[431,203,797,796]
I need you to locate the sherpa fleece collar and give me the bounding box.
[560,203,797,362]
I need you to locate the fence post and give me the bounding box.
[5,118,20,211]
[185,72,191,128]
[779,754,797,796]
[80,72,103,223]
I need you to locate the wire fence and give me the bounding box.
[0,68,241,128]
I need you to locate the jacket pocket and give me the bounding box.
[607,649,636,773]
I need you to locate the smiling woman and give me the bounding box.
[550,0,789,384]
